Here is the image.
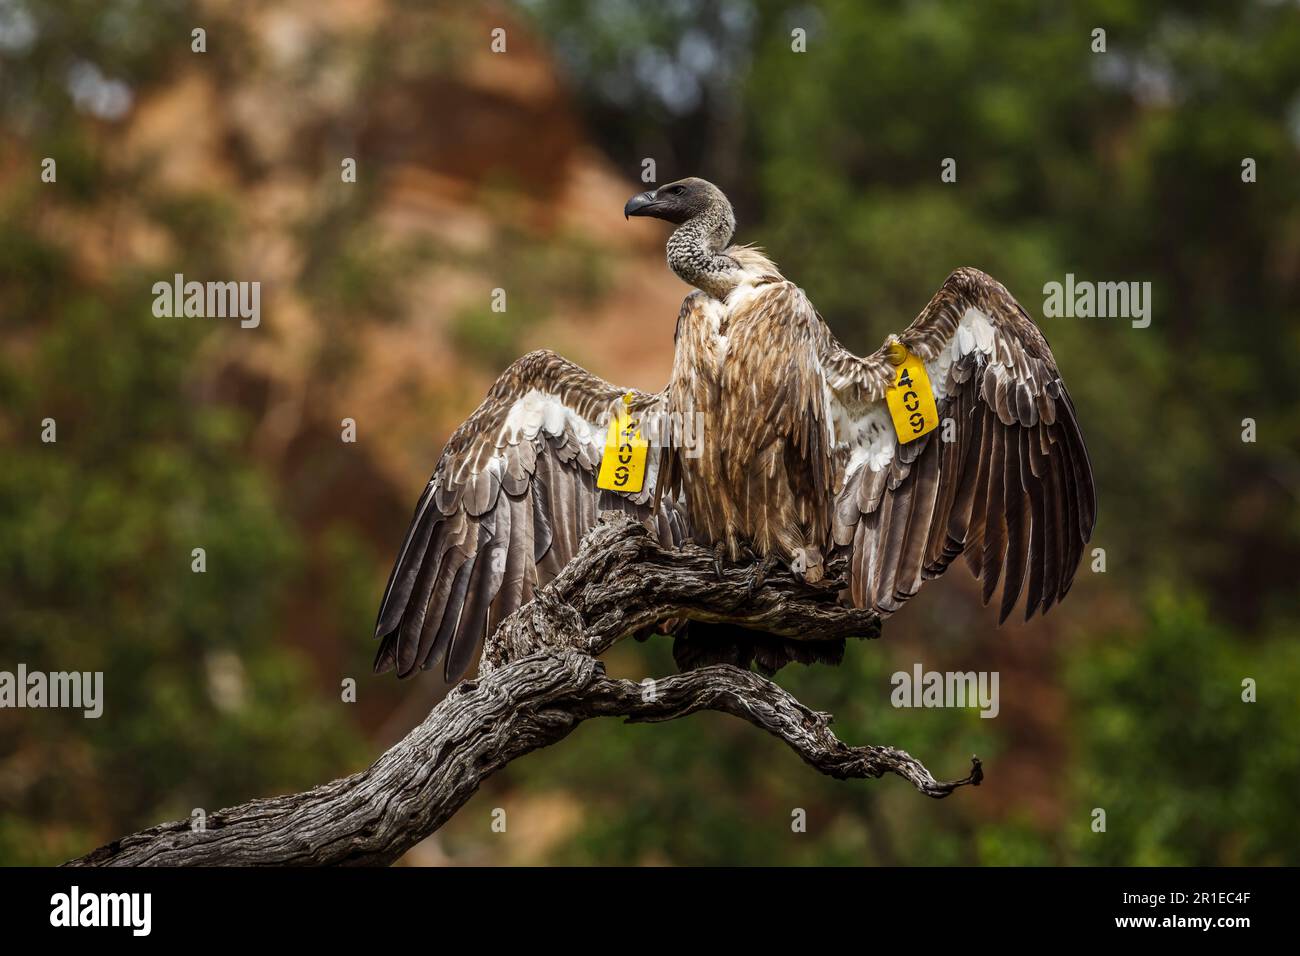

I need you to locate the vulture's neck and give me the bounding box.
[667,211,741,301]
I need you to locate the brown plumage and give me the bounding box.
[373,350,689,680]
[375,178,1096,682]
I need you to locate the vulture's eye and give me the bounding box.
[666,185,685,195]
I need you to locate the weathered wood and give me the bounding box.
[482,511,882,670]
[67,513,980,867]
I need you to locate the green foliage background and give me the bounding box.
[3,0,1298,865]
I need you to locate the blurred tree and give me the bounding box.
[1066,592,1300,866]
[0,0,365,864]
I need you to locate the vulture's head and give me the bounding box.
[624,177,733,231]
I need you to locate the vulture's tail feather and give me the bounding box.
[672,621,845,676]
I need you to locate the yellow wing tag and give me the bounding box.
[596,393,648,493]
[886,348,939,444]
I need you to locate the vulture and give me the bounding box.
[374,177,1096,681]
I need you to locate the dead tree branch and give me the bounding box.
[67,513,981,867]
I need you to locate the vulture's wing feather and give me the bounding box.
[823,267,1096,621]
[374,349,687,682]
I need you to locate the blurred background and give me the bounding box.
[2,0,1299,866]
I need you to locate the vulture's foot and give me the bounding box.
[741,546,780,596]
[711,542,784,597]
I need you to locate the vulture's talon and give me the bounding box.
[747,553,779,596]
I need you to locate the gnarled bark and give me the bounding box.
[68,513,981,867]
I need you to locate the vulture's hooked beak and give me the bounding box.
[624,190,659,219]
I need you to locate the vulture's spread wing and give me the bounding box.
[374,349,687,682]
[822,268,1096,621]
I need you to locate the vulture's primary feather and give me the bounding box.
[375,177,1096,682]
